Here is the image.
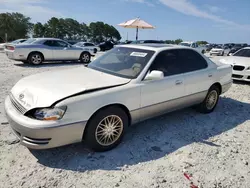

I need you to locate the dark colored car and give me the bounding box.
[227,44,243,56]
[99,41,114,51]
[131,40,165,44]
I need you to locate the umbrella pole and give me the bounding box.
[136,26,138,41]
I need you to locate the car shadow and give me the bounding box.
[233,80,250,85]
[14,61,88,68]
[30,97,250,172]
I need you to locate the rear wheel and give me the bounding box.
[80,52,91,63]
[196,86,220,114]
[84,106,128,152]
[28,52,43,65]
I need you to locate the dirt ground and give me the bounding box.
[0,52,250,188]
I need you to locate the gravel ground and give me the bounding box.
[0,52,250,188]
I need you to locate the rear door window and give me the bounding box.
[178,49,208,73]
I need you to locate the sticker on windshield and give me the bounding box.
[130,52,147,57]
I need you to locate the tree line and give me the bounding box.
[0,12,121,43]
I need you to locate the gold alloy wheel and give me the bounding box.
[95,115,123,146]
[206,90,218,110]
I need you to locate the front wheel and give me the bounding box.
[196,86,220,114]
[80,52,91,63]
[84,106,128,152]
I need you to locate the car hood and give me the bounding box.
[219,56,250,66]
[10,67,130,111]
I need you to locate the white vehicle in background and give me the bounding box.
[179,41,205,54]
[0,39,27,51]
[210,46,225,56]
[219,47,250,81]
[5,38,95,65]
[74,42,100,53]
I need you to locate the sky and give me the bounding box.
[0,0,250,43]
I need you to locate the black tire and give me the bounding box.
[84,106,128,152]
[93,48,97,53]
[80,52,91,63]
[196,86,220,114]
[28,52,43,65]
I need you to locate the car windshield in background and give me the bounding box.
[88,47,155,79]
[23,38,37,44]
[215,46,222,49]
[179,43,191,47]
[233,49,250,57]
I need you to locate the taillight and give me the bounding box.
[6,46,15,50]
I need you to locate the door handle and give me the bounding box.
[175,80,183,85]
[208,73,213,77]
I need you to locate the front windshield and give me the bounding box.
[179,42,191,47]
[233,49,250,57]
[88,47,155,79]
[23,38,37,44]
[215,46,222,49]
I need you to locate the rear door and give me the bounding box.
[178,49,214,101]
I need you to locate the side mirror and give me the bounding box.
[144,70,164,81]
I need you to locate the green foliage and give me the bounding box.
[165,39,183,44]
[0,12,121,43]
[197,41,208,45]
[34,18,121,43]
[0,12,32,41]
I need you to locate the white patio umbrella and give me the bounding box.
[118,18,155,41]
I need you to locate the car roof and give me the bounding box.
[34,38,65,41]
[117,43,192,51]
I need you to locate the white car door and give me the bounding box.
[52,40,76,60]
[177,49,214,101]
[140,50,185,121]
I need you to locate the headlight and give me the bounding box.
[33,106,67,120]
[246,67,250,70]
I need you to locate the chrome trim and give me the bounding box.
[130,90,208,124]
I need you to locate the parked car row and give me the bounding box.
[4,38,96,65]
[205,43,248,56]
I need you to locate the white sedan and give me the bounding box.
[219,47,250,81]
[210,46,225,56]
[4,44,232,152]
[5,38,95,65]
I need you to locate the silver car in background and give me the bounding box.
[5,38,95,65]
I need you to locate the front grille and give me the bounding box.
[9,94,27,114]
[232,74,243,79]
[233,65,245,71]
